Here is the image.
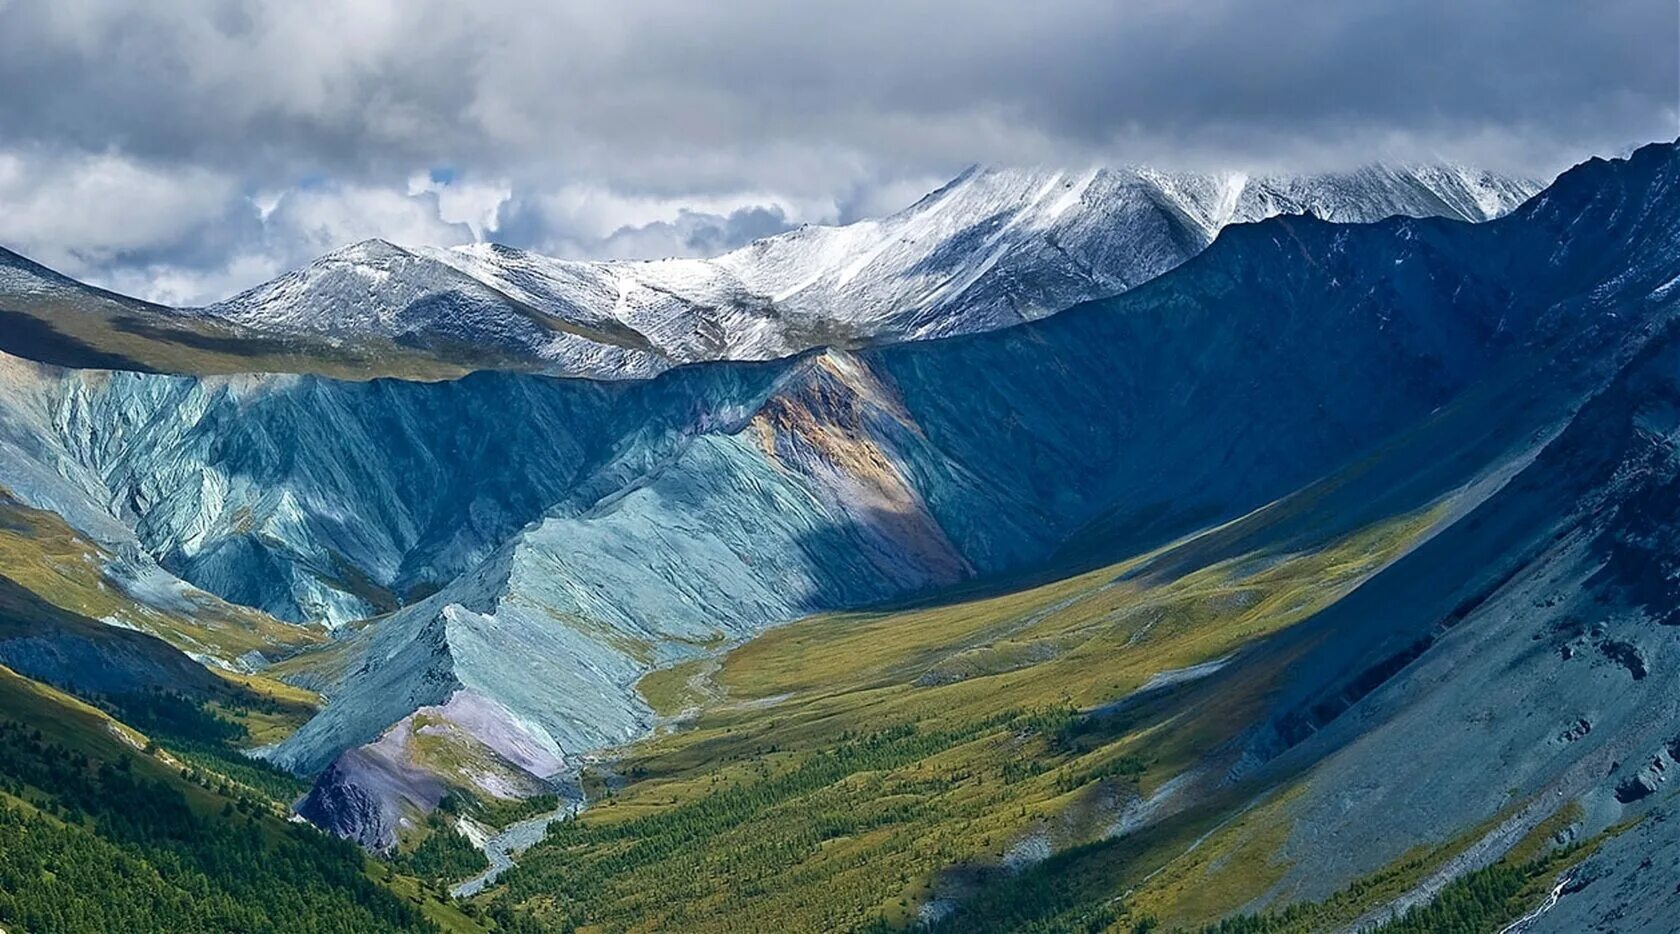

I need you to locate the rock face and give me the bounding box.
[1216,313,1680,911]
[1525,795,1680,932]
[192,164,1541,378]
[0,146,1660,857]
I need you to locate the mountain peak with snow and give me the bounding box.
[192,162,1544,379]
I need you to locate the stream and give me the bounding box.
[451,797,582,898]
[1495,872,1574,934]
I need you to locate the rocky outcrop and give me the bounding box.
[296,745,444,851]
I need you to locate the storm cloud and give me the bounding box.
[0,0,1671,303]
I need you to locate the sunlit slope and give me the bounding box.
[0,490,320,665]
[286,145,1678,839]
[0,145,1652,854]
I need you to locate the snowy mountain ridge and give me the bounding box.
[198,163,1543,378]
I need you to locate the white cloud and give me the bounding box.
[406,173,512,241]
[839,173,955,223]
[267,181,474,257]
[0,160,820,305]
[100,253,286,308]
[0,147,508,304]
[126,180,484,304]
[517,183,834,251]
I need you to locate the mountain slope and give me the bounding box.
[1224,309,1680,917]
[204,238,666,376]
[450,143,1680,932]
[285,142,1670,850]
[0,246,488,380]
[0,659,480,933]
[466,401,1550,930]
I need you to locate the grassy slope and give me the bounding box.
[0,484,515,925]
[0,662,486,933]
[0,492,323,664]
[482,484,1457,932]
[0,494,492,929]
[0,491,328,753]
[1202,804,1621,934]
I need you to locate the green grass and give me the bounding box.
[636,657,720,719]
[204,668,323,746]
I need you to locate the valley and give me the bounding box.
[481,488,1462,931]
[0,141,1675,932]
[3,2,1667,930]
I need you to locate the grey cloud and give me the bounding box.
[3,1,1668,178]
[503,203,797,262]
[676,206,795,256]
[0,0,1671,302]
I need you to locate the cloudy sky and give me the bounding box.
[0,0,1673,305]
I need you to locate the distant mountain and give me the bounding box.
[269,148,1656,846]
[192,164,1540,378]
[0,244,512,380]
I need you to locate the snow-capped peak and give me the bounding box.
[197,162,1545,379]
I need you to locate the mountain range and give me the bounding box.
[3,163,1539,380]
[2,146,1678,932]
